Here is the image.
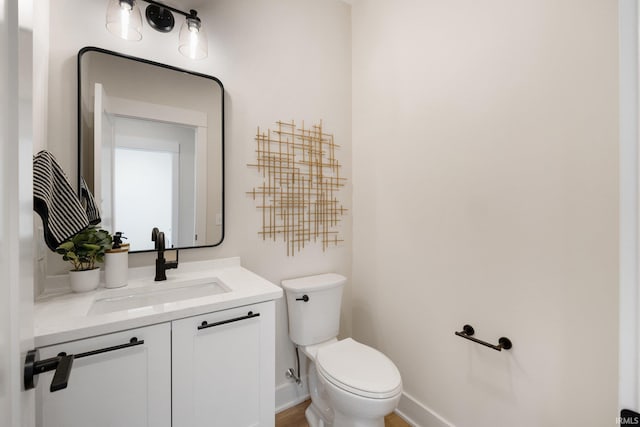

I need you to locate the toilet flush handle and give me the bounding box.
[296,295,309,302]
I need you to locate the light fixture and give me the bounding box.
[178,10,208,60]
[106,0,208,60]
[106,0,143,41]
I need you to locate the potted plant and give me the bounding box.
[56,226,112,292]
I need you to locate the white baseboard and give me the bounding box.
[275,377,310,413]
[396,391,455,427]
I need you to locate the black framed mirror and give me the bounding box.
[78,47,224,253]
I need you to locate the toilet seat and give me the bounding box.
[316,338,402,399]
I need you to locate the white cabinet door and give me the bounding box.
[36,323,171,427]
[172,301,275,427]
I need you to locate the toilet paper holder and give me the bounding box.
[455,324,512,351]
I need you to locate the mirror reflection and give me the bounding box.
[78,47,224,252]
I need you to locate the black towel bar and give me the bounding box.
[455,324,512,351]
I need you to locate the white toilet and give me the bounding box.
[282,274,402,427]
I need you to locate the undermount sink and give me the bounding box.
[88,278,230,315]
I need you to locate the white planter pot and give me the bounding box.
[69,268,101,293]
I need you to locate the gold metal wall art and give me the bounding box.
[247,120,347,256]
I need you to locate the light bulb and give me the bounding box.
[119,2,131,39]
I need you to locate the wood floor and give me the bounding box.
[275,400,411,427]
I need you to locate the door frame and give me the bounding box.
[619,0,640,414]
[1,0,35,426]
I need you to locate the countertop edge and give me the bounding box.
[35,289,282,348]
[34,260,284,348]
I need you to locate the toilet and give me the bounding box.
[282,274,402,427]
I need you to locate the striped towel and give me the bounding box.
[80,177,101,225]
[33,150,90,251]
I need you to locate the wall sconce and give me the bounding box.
[106,0,208,60]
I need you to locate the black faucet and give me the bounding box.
[151,227,178,281]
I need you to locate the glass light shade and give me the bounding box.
[178,16,208,60]
[106,0,143,41]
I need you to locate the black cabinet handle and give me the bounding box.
[296,295,309,302]
[198,311,260,330]
[50,353,74,392]
[74,337,144,360]
[24,337,144,392]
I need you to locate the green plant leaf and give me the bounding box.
[57,227,113,270]
[57,241,75,251]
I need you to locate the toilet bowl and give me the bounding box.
[282,274,403,427]
[315,338,402,427]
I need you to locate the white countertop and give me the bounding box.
[34,257,283,348]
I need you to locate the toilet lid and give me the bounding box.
[316,338,402,399]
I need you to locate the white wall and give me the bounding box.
[352,1,618,426]
[43,0,352,407]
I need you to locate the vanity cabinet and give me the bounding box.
[172,301,275,427]
[35,301,275,427]
[36,323,171,427]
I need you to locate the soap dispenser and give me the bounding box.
[105,232,128,288]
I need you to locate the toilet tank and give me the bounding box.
[281,273,346,346]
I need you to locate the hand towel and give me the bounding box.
[80,176,101,225]
[33,150,89,251]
